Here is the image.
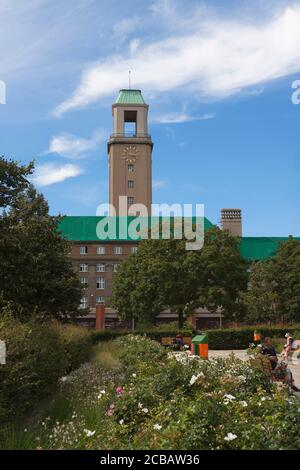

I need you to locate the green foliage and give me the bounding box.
[207,325,300,349]
[0,315,66,423]
[54,323,94,372]
[241,261,279,323]
[0,156,33,209]
[272,238,300,322]
[0,157,82,321]
[7,335,300,450]
[242,238,300,323]
[0,316,94,425]
[112,227,248,328]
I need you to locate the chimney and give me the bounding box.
[221,209,242,237]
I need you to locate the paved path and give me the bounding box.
[209,350,300,391]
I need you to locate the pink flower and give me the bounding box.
[116,386,124,395]
[107,404,115,416]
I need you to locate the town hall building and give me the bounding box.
[58,89,300,328]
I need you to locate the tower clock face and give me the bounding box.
[122,145,140,163]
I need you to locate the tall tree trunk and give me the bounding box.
[178,309,184,330]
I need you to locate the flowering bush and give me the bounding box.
[4,335,300,450]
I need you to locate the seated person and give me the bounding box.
[261,337,300,392]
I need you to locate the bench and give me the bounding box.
[161,336,192,348]
[250,355,285,383]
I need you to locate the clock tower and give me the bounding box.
[108,89,153,216]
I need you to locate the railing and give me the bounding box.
[109,132,151,139]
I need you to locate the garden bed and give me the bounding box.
[2,335,300,450]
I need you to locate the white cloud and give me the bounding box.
[45,130,104,159]
[152,112,215,124]
[153,179,167,189]
[53,4,300,117]
[32,163,83,186]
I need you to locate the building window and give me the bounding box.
[97,277,105,289]
[96,263,105,272]
[80,246,88,255]
[128,180,134,189]
[131,246,138,254]
[128,164,134,173]
[80,277,88,287]
[114,246,123,255]
[113,263,119,272]
[97,246,105,255]
[96,296,105,304]
[80,297,88,309]
[128,196,134,205]
[79,263,88,272]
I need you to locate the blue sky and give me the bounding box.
[0,0,300,236]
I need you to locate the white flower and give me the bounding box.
[154,424,162,430]
[224,432,238,442]
[224,394,236,401]
[189,372,204,386]
[138,402,143,409]
[84,429,95,437]
[119,419,124,425]
[142,408,148,414]
[238,375,246,382]
[132,373,137,378]
[59,376,68,383]
[24,428,28,433]
[239,401,248,407]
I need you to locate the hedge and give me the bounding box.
[0,317,94,424]
[92,324,300,350]
[206,325,300,349]
[55,323,94,372]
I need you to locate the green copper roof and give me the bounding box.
[57,216,299,261]
[115,89,146,105]
[58,216,213,242]
[239,237,300,261]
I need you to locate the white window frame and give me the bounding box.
[96,263,105,273]
[113,263,119,272]
[97,277,105,290]
[114,246,123,255]
[79,263,88,272]
[97,246,105,255]
[96,296,105,304]
[80,297,88,309]
[80,246,88,255]
[131,246,138,254]
[80,277,88,286]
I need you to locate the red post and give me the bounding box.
[95,304,105,330]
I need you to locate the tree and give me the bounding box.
[186,227,248,321]
[241,238,300,324]
[112,227,248,328]
[0,157,82,321]
[271,238,300,322]
[0,156,33,209]
[241,261,280,324]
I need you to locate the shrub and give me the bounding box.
[19,336,300,450]
[55,323,93,372]
[0,316,95,426]
[0,316,66,423]
[207,325,300,349]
